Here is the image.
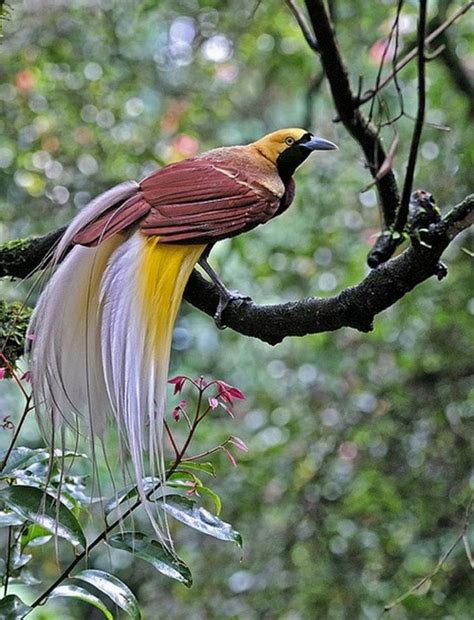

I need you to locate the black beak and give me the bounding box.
[301,136,338,151]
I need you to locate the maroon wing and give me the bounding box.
[73,158,280,247]
[139,159,280,243]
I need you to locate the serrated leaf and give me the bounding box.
[104,477,161,515]
[0,486,86,548]
[159,495,241,546]
[0,594,31,619]
[49,582,113,619]
[107,532,192,587]
[0,510,24,527]
[74,569,141,619]
[178,462,216,476]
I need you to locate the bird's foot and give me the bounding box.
[214,289,250,329]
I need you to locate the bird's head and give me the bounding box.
[252,128,338,183]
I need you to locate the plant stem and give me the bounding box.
[163,420,180,458]
[0,395,33,472]
[3,526,12,597]
[29,458,183,611]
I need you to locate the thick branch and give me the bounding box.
[302,0,400,231]
[183,194,472,344]
[0,227,65,279]
[1,195,471,349]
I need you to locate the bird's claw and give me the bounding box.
[213,290,251,329]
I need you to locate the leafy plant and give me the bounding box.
[0,361,246,618]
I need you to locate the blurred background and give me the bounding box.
[0,0,473,618]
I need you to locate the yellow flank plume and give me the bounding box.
[140,236,206,355]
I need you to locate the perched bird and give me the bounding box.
[28,128,337,531]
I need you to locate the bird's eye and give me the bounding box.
[285,137,295,146]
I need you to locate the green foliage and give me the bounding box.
[159,495,242,545]
[0,0,473,618]
[0,302,31,369]
[49,583,114,620]
[0,376,243,618]
[0,594,31,619]
[107,532,193,588]
[73,569,142,619]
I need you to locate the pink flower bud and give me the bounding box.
[21,371,32,383]
[228,436,249,453]
[168,375,187,395]
[171,399,187,421]
[222,447,237,467]
[172,407,181,421]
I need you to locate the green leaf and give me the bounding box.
[0,447,43,475]
[168,471,197,483]
[167,475,222,515]
[0,510,24,527]
[74,569,141,619]
[11,544,32,570]
[0,594,31,619]
[195,486,222,515]
[21,524,52,549]
[177,462,216,476]
[107,532,192,587]
[0,448,86,477]
[49,582,113,619]
[0,486,86,548]
[7,568,42,586]
[159,495,241,546]
[104,477,161,515]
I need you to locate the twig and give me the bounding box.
[163,420,180,459]
[285,0,318,51]
[303,0,400,232]
[0,395,33,472]
[3,526,12,596]
[367,0,404,125]
[435,25,474,117]
[358,2,473,107]
[384,495,474,612]
[394,0,427,232]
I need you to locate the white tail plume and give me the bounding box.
[28,186,205,545]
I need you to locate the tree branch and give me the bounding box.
[0,227,65,279]
[285,0,319,51]
[357,2,473,107]
[302,0,400,252]
[1,195,472,349]
[395,0,427,232]
[431,2,474,119]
